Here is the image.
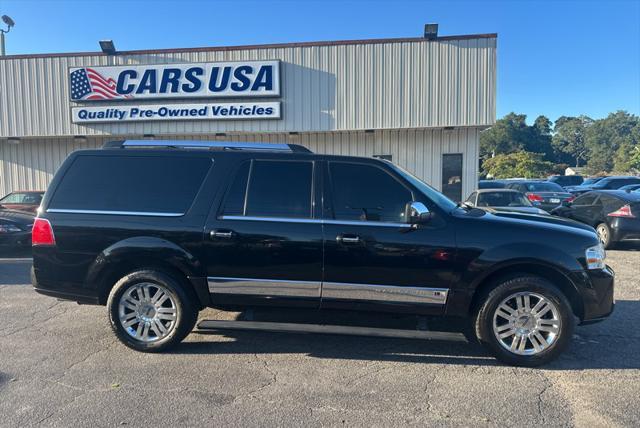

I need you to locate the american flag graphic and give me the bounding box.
[70,68,128,100]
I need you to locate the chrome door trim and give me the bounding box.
[208,276,448,305]
[219,215,411,228]
[47,208,184,217]
[208,277,321,298]
[322,282,448,305]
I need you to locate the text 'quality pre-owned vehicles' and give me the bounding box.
[31,141,615,367]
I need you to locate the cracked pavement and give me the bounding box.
[1,250,639,427]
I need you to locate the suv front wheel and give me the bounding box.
[107,270,198,352]
[474,276,575,366]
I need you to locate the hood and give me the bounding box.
[485,206,549,215]
[483,209,595,233]
[0,209,35,227]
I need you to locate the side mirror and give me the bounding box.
[405,201,431,224]
[561,200,572,207]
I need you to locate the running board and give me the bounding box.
[197,320,467,342]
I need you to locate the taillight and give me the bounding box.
[32,218,56,246]
[565,196,575,203]
[608,205,635,218]
[526,193,544,202]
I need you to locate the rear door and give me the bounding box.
[203,158,323,308]
[320,160,457,315]
[570,193,603,225]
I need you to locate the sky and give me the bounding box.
[0,0,638,124]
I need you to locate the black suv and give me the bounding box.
[31,141,615,366]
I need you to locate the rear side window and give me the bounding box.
[49,155,212,214]
[329,162,412,223]
[573,194,600,206]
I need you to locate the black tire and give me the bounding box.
[474,275,575,367]
[596,222,613,249]
[107,269,198,352]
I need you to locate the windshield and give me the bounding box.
[582,177,602,186]
[388,163,458,212]
[523,182,564,192]
[477,192,531,207]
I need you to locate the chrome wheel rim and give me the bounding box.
[492,292,561,356]
[597,225,608,245]
[118,282,178,343]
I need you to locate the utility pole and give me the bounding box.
[0,15,15,56]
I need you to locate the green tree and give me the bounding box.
[482,151,554,179]
[480,113,554,161]
[480,113,529,160]
[585,111,639,173]
[551,115,593,167]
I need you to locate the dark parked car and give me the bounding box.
[548,175,583,188]
[0,209,34,251]
[465,189,548,215]
[0,191,44,213]
[31,140,614,367]
[503,181,574,212]
[552,190,640,248]
[618,184,640,192]
[563,177,604,193]
[478,180,506,189]
[569,176,640,196]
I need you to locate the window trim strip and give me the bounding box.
[46,208,184,217]
[219,215,412,228]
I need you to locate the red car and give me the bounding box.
[0,191,44,213]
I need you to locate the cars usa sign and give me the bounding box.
[69,60,280,101]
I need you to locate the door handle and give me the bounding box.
[210,229,236,239]
[336,234,360,244]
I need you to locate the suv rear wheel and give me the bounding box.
[107,270,198,352]
[474,276,575,367]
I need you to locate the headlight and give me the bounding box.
[585,243,606,270]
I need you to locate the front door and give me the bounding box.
[203,158,323,308]
[321,160,457,315]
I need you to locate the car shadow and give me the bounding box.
[169,300,640,370]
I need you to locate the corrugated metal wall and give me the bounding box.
[0,128,479,198]
[0,37,496,137]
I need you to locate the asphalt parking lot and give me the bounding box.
[1,250,639,427]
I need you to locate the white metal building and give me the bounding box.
[0,31,496,200]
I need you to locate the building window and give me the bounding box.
[442,154,463,202]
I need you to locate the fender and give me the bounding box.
[85,236,208,306]
[445,242,586,317]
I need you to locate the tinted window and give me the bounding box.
[476,192,531,207]
[49,155,211,214]
[330,163,412,223]
[478,180,505,189]
[442,154,463,202]
[1,193,26,203]
[573,194,599,206]
[245,161,313,218]
[599,195,625,213]
[523,182,564,192]
[222,162,250,216]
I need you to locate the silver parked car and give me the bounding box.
[465,189,549,215]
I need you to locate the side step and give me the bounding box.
[197,320,467,342]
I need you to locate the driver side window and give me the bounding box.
[329,162,413,223]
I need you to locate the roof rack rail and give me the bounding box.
[102,140,313,153]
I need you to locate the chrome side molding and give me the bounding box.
[208,276,448,305]
[322,282,448,305]
[208,277,321,299]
